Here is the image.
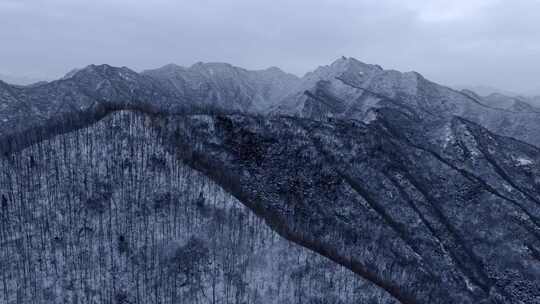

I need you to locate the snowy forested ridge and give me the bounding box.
[1,112,384,304]
[1,58,540,303]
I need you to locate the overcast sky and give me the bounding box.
[1,0,540,93]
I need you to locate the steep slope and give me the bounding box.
[170,112,540,304]
[1,103,540,303]
[1,111,387,304]
[3,59,540,147]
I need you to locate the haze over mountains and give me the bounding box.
[1,57,540,303]
[0,73,50,86]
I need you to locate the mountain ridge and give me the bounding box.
[2,57,540,303]
[3,57,540,147]
[3,104,540,303]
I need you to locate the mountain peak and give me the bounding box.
[65,64,139,83]
[302,57,383,82]
[330,56,383,71]
[190,61,238,73]
[157,63,185,72]
[262,66,289,75]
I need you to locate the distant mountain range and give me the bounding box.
[1,57,540,303]
[2,56,540,146]
[0,72,50,86]
[453,85,520,97]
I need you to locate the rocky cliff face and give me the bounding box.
[1,58,540,304]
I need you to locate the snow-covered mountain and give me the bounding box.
[4,57,540,146]
[142,62,300,113]
[2,58,540,303]
[453,85,519,97]
[271,57,540,147]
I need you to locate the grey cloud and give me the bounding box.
[1,0,540,94]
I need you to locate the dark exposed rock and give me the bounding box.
[168,112,540,303]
